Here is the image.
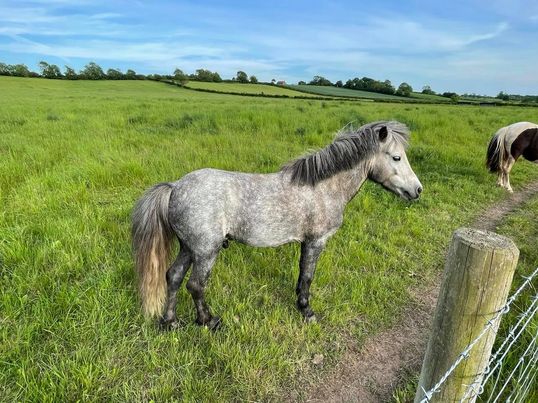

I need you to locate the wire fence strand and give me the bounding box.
[419,266,538,403]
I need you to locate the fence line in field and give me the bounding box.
[418,265,538,403]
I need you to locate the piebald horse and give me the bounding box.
[486,122,538,192]
[132,121,422,329]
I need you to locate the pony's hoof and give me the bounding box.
[206,316,222,331]
[159,318,182,331]
[304,313,317,323]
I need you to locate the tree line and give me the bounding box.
[0,61,259,84]
[0,61,147,80]
[300,75,429,98]
[4,60,535,102]
[495,91,538,103]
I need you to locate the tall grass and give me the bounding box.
[1,76,538,401]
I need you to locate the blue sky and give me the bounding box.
[1,0,538,95]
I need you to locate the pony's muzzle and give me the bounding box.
[404,184,423,200]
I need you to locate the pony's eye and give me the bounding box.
[393,156,401,161]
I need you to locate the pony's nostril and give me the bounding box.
[417,186,423,195]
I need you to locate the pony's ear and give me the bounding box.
[378,126,388,142]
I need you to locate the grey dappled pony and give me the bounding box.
[132,121,423,330]
[486,121,538,192]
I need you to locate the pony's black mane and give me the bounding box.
[281,121,410,186]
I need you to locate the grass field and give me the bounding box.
[409,92,452,103]
[1,76,538,401]
[288,84,415,101]
[184,81,323,97]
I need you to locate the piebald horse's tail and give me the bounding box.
[132,183,175,318]
[486,128,508,173]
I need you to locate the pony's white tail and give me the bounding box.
[486,128,508,173]
[132,183,174,318]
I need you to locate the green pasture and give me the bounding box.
[184,81,322,97]
[288,84,414,101]
[1,76,537,401]
[409,92,452,103]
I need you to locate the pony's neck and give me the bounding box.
[317,158,372,205]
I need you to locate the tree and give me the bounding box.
[194,69,217,82]
[9,64,31,77]
[442,92,460,103]
[106,68,124,80]
[80,62,104,80]
[38,61,62,79]
[343,76,394,94]
[125,69,137,79]
[173,68,188,85]
[0,62,10,76]
[496,91,510,101]
[271,78,276,85]
[211,71,222,82]
[236,70,249,83]
[298,80,306,85]
[422,85,435,95]
[309,75,332,86]
[396,82,413,97]
[335,80,343,87]
[249,75,258,84]
[64,66,78,80]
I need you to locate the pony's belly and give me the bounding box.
[233,233,302,248]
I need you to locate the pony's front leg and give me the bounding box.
[160,246,192,330]
[502,158,515,192]
[296,239,326,323]
[186,252,221,330]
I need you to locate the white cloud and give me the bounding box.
[0,2,536,94]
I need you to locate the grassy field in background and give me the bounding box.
[288,84,414,101]
[1,76,538,401]
[409,92,452,103]
[184,81,323,97]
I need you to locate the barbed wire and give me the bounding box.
[458,294,538,401]
[418,266,538,403]
[504,335,538,402]
[488,328,538,402]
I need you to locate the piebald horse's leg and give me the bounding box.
[296,239,326,323]
[160,245,192,329]
[186,252,220,330]
[496,171,503,187]
[504,157,516,193]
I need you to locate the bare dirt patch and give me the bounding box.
[298,180,538,403]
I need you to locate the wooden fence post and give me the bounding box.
[415,228,519,402]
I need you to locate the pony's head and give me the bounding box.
[281,120,423,200]
[367,122,423,201]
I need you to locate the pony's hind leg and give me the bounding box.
[503,157,516,193]
[186,251,221,330]
[496,171,503,187]
[296,239,326,323]
[160,244,193,329]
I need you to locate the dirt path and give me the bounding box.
[300,180,538,403]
